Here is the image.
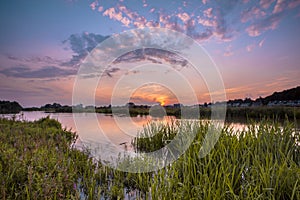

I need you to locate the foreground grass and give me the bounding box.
[0,117,299,199]
[135,120,300,199]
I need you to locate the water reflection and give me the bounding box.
[1,111,177,148]
[3,111,298,166]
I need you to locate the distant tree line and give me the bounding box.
[0,101,23,114]
[1,86,299,114]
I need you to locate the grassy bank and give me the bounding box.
[0,117,299,199]
[0,117,110,199]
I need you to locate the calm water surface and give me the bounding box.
[1,112,182,160]
[1,111,251,142]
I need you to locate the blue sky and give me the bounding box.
[0,0,300,106]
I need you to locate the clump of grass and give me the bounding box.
[132,120,180,152]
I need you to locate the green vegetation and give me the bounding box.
[0,117,109,199]
[132,120,300,199]
[226,106,300,120]
[1,117,299,199]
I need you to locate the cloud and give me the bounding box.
[246,14,281,36]
[90,1,98,10]
[113,48,189,69]
[104,67,120,78]
[177,12,191,23]
[149,8,155,13]
[91,0,299,44]
[273,0,286,14]
[103,7,131,26]
[260,0,275,9]
[259,39,265,47]
[246,44,255,52]
[62,32,109,67]
[241,7,266,23]
[288,0,300,8]
[203,8,213,18]
[0,66,77,78]
[95,3,233,42]
[6,55,64,66]
[98,6,104,12]
[197,18,217,27]
[224,45,234,56]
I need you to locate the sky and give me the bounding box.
[0,0,300,107]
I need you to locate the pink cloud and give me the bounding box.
[103,8,123,21]
[98,6,104,12]
[246,44,255,52]
[224,45,234,56]
[159,14,171,26]
[241,7,266,23]
[273,0,286,14]
[133,16,148,28]
[96,2,232,42]
[177,12,191,23]
[260,0,275,9]
[203,8,213,18]
[118,5,139,20]
[198,18,217,27]
[288,0,300,9]
[246,15,281,36]
[90,1,98,11]
[202,0,208,5]
[103,7,132,27]
[259,39,265,47]
[145,21,159,27]
[149,8,155,13]
[121,17,131,27]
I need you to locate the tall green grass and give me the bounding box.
[138,120,300,199]
[1,117,299,199]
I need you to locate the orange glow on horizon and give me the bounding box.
[157,97,166,106]
[129,84,178,106]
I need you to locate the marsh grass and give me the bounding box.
[144,120,300,199]
[0,116,299,199]
[0,117,108,199]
